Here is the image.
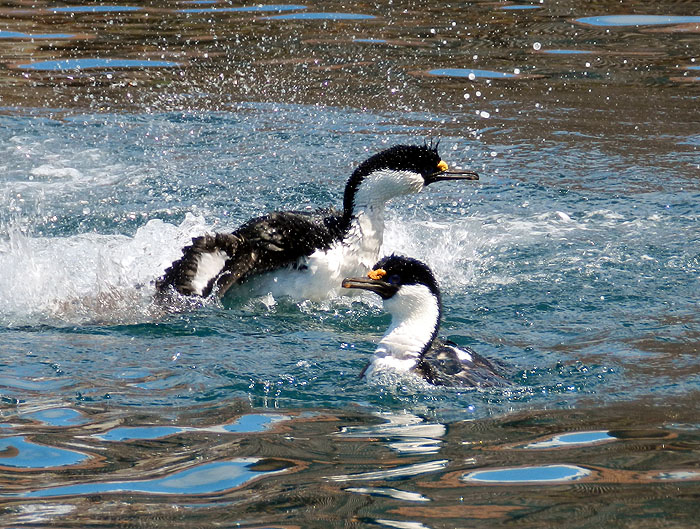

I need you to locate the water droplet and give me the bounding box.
[533,42,541,50]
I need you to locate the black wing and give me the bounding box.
[156,208,346,298]
[415,339,507,388]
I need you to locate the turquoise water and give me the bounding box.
[2,103,698,428]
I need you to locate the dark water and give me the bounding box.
[1,0,699,527]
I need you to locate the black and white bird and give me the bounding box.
[342,254,504,387]
[156,144,478,301]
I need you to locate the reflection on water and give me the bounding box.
[262,12,376,20]
[23,458,284,498]
[23,407,87,427]
[0,404,697,526]
[51,5,142,13]
[462,464,592,483]
[0,31,76,39]
[576,15,700,27]
[96,413,287,440]
[344,487,431,502]
[541,49,594,55]
[17,59,182,71]
[523,430,614,449]
[500,4,542,10]
[427,68,521,79]
[178,4,306,14]
[0,436,89,468]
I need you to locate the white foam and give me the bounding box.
[0,213,210,326]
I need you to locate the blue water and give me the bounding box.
[1,103,697,421]
[0,436,88,468]
[20,459,281,497]
[576,15,700,27]
[17,59,181,71]
[428,68,520,79]
[0,31,76,39]
[179,4,306,14]
[463,464,591,483]
[51,5,142,13]
[262,12,376,20]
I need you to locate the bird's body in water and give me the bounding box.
[156,144,478,302]
[342,254,505,388]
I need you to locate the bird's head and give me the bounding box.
[342,254,441,311]
[343,143,479,215]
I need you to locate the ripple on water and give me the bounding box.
[330,460,448,482]
[23,408,87,427]
[262,12,376,20]
[0,31,77,39]
[51,5,142,13]
[96,414,288,441]
[344,487,431,502]
[21,458,287,498]
[576,15,700,27]
[15,59,181,71]
[179,4,306,14]
[540,49,594,55]
[0,436,89,468]
[426,68,521,79]
[500,5,541,10]
[462,464,592,484]
[522,430,614,449]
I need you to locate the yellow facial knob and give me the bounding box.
[437,160,448,172]
[368,268,387,280]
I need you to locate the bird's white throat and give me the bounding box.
[352,169,425,210]
[366,284,440,377]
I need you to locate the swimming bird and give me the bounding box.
[156,144,478,301]
[342,254,504,387]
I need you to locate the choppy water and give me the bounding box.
[1,0,699,527]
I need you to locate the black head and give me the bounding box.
[342,143,479,217]
[342,254,441,300]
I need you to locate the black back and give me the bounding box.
[156,208,346,297]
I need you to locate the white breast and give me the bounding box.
[237,211,385,301]
[365,284,440,378]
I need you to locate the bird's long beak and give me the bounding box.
[431,170,479,181]
[426,160,479,185]
[342,277,398,300]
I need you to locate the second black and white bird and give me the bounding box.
[342,254,504,387]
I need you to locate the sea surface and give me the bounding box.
[1,0,699,527]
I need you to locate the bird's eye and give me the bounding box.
[387,274,401,285]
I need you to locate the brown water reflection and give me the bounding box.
[1,0,698,143]
[0,399,699,527]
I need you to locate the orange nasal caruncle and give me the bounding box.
[368,268,387,280]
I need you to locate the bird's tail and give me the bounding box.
[155,233,242,299]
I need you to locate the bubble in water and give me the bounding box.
[468,72,476,80]
[533,42,541,51]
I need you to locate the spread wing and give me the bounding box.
[415,340,507,388]
[156,209,346,299]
